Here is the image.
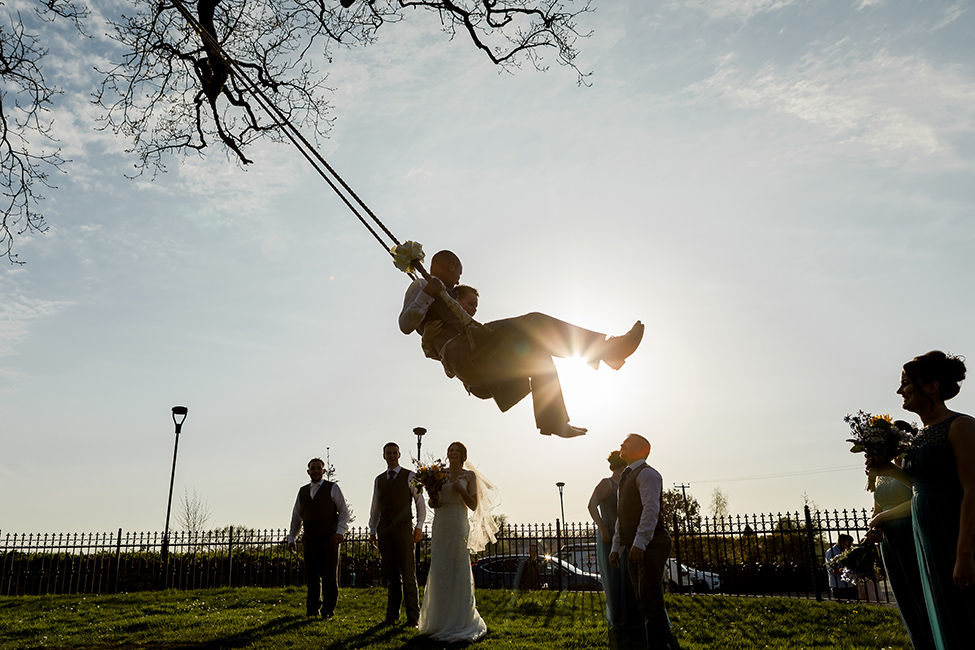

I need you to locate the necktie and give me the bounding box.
[311,482,319,498]
[621,467,633,482]
[388,469,396,483]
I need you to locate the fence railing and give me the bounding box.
[1,507,883,602]
[671,506,887,603]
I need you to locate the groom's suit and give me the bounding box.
[369,466,427,623]
[399,279,610,434]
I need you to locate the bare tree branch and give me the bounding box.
[2,0,590,262]
[0,0,89,264]
[94,0,591,173]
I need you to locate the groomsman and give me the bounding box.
[288,457,350,619]
[610,434,679,650]
[369,442,427,627]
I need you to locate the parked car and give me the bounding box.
[472,554,603,591]
[665,558,721,593]
[557,543,600,574]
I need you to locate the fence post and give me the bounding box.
[672,514,684,592]
[228,526,234,588]
[555,519,563,592]
[803,505,822,602]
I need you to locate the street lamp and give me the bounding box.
[162,406,188,567]
[413,426,426,461]
[556,481,566,524]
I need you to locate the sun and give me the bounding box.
[553,356,634,421]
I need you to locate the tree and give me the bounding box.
[175,486,214,534]
[709,487,730,520]
[2,0,592,263]
[660,487,700,532]
[0,0,87,263]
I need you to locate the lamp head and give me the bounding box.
[413,427,426,437]
[172,406,188,434]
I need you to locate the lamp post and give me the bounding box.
[556,482,566,524]
[413,426,426,461]
[162,406,188,568]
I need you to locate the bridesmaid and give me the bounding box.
[588,450,627,626]
[867,421,935,649]
[872,351,975,649]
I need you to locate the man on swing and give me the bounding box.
[398,250,644,438]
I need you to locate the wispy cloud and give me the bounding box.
[671,0,798,21]
[692,44,975,167]
[0,289,74,357]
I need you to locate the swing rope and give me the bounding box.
[169,0,402,262]
[170,0,482,342]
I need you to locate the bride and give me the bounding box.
[418,441,498,642]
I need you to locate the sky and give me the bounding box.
[3,0,975,536]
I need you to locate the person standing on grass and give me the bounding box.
[288,457,350,620]
[369,442,427,628]
[825,534,858,600]
[610,434,680,650]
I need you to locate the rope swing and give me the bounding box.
[170,0,482,343]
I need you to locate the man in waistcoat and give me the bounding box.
[610,434,679,650]
[398,249,645,439]
[369,442,427,627]
[288,457,350,619]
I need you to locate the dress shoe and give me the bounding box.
[322,612,334,620]
[541,423,587,438]
[382,617,397,625]
[407,619,420,628]
[601,321,644,370]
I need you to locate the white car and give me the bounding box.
[665,558,721,593]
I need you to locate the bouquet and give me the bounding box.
[825,544,884,582]
[412,458,448,508]
[844,411,912,491]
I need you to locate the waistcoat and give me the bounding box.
[298,481,338,539]
[617,464,666,546]
[377,469,413,529]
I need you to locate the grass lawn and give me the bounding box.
[0,587,912,649]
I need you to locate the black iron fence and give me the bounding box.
[671,506,887,603]
[1,507,885,602]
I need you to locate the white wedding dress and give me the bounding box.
[418,475,488,642]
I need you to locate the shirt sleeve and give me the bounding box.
[409,470,428,532]
[332,484,351,536]
[368,476,381,537]
[288,493,303,544]
[611,518,621,555]
[398,279,435,334]
[631,467,662,551]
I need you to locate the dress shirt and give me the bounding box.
[611,458,663,554]
[398,279,436,335]
[288,481,351,544]
[368,466,428,536]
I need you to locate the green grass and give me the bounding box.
[0,587,912,649]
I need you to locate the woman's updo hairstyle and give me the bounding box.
[449,441,468,462]
[607,450,627,470]
[904,351,967,400]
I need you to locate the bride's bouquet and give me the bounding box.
[844,411,913,491]
[412,458,448,508]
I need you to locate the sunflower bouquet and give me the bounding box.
[844,411,913,491]
[412,458,449,508]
